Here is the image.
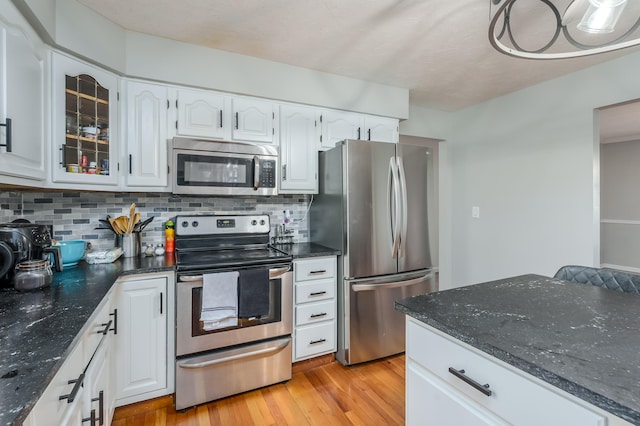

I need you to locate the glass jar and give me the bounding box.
[14,259,53,291]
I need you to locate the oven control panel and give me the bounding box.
[175,214,270,235]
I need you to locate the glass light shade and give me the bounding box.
[577,0,627,33]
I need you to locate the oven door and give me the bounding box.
[172,148,277,196]
[176,264,292,357]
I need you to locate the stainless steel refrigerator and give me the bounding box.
[311,139,436,365]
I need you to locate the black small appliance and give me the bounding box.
[0,221,63,288]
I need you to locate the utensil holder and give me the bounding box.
[115,233,141,257]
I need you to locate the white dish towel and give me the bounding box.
[200,271,239,331]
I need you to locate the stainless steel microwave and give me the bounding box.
[171,137,278,196]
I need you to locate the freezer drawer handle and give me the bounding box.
[352,274,430,292]
[310,338,327,345]
[178,338,290,369]
[309,291,327,296]
[310,312,327,318]
[448,367,492,397]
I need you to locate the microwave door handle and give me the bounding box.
[253,156,260,190]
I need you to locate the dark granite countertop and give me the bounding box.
[395,274,640,425]
[0,254,175,426]
[275,242,340,258]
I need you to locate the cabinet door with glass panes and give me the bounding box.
[51,52,118,186]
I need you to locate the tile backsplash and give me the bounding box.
[0,191,312,250]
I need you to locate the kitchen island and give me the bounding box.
[396,274,640,425]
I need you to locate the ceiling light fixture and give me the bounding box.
[489,0,640,59]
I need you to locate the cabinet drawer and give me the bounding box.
[407,319,606,426]
[294,257,336,282]
[295,278,335,304]
[295,321,336,360]
[295,300,336,326]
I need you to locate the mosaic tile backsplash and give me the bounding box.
[0,191,312,250]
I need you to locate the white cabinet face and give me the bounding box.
[232,97,276,144]
[279,105,319,194]
[320,110,362,150]
[0,1,46,181]
[124,80,169,188]
[51,52,119,186]
[115,276,168,404]
[176,89,225,139]
[364,115,399,143]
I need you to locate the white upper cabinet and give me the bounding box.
[279,104,320,194]
[0,0,46,182]
[51,51,119,187]
[319,110,362,151]
[363,115,399,143]
[123,80,169,189]
[231,97,278,144]
[175,88,225,139]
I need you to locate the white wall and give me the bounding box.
[403,50,640,289]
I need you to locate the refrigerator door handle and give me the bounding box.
[397,156,408,258]
[352,273,431,292]
[388,157,401,259]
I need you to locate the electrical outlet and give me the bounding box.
[472,206,480,218]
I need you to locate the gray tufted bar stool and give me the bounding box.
[553,265,640,294]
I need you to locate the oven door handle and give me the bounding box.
[178,338,290,369]
[178,265,291,283]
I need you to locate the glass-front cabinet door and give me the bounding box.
[52,52,118,186]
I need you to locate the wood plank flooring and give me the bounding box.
[112,354,405,426]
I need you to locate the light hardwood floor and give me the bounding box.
[112,354,405,426]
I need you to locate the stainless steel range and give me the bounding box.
[174,214,293,410]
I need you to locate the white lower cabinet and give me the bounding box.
[406,317,632,426]
[293,256,337,362]
[114,272,174,406]
[25,293,116,426]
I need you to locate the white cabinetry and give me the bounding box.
[405,317,628,426]
[175,88,225,139]
[293,256,337,361]
[25,293,116,426]
[319,110,362,151]
[279,104,320,194]
[114,272,174,406]
[123,80,169,189]
[363,115,398,143]
[0,0,46,182]
[231,97,278,144]
[51,51,119,187]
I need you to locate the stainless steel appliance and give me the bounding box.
[171,137,278,196]
[174,214,293,410]
[0,221,62,288]
[311,139,436,365]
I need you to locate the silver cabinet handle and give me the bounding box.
[282,164,287,181]
[0,118,11,152]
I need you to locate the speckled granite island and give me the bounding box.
[396,274,640,425]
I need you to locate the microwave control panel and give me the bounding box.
[259,160,276,188]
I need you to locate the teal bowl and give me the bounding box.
[57,240,87,267]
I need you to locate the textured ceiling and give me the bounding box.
[77,0,639,111]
